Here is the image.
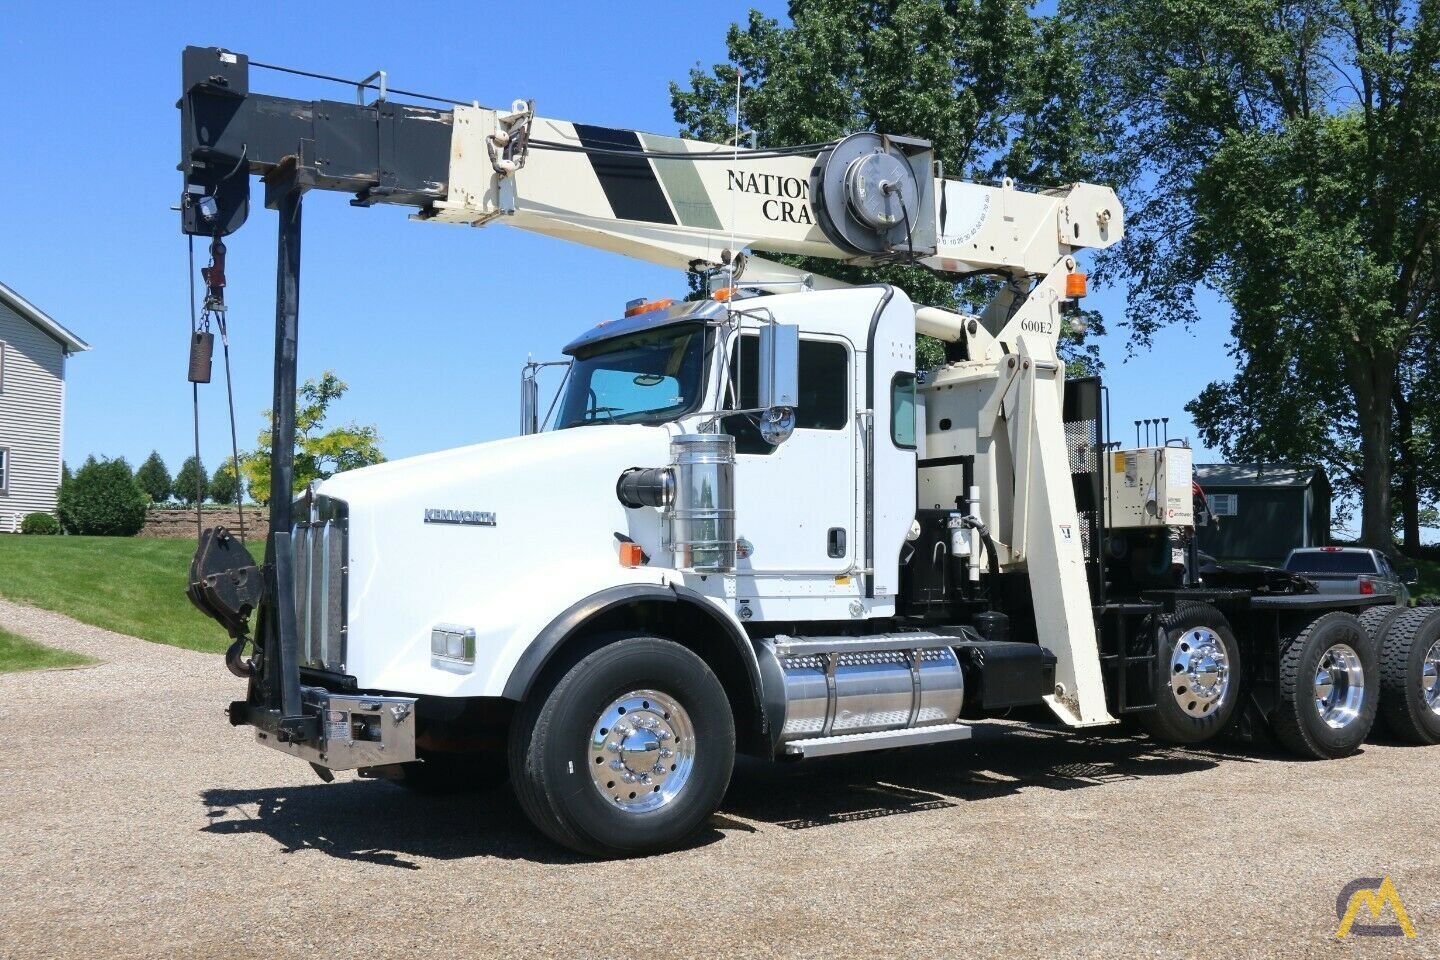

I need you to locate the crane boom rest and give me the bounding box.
[179,47,1403,858]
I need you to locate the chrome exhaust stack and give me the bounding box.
[618,433,737,574]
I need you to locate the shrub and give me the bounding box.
[55,457,148,536]
[175,455,208,506]
[210,456,242,505]
[19,512,60,535]
[56,456,91,534]
[135,451,172,504]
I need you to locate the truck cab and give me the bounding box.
[556,286,918,619]
[291,286,919,708]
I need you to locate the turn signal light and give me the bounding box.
[619,542,645,567]
[1358,578,1375,595]
[712,287,736,302]
[1066,273,1088,299]
[624,298,675,318]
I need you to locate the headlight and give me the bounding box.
[431,624,476,669]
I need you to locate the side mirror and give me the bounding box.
[520,373,539,435]
[758,322,799,445]
[1399,565,1419,586]
[519,359,571,435]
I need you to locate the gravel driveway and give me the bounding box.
[1,597,1434,960]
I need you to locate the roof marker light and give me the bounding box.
[624,298,675,318]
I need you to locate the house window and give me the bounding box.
[1209,493,1238,516]
[723,335,850,454]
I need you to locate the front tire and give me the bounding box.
[1140,602,1242,745]
[508,634,735,858]
[1272,612,1377,759]
[1378,608,1440,745]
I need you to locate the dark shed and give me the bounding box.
[1194,464,1331,562]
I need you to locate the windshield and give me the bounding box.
[1284,551,1376,574]
[557,324,708,428]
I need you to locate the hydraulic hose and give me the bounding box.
[962,514,1001,580]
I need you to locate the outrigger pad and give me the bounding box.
[187,526,264,640]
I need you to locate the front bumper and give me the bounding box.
[231,686,418,770]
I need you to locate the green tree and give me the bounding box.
[1392,322,1440,546]
[1070,0,1440,549]
[175,456,208,506]
[135,451,172,504]
[671,0,1112,372]
[210,456,242,506]
[243,371,385,505]
[56,457,147,536]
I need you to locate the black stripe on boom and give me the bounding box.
[574,124,677,225]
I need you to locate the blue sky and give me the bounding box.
[2,2,1235,496]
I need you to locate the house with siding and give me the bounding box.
[0,282,90,531]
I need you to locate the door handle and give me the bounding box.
[827,527,846,559]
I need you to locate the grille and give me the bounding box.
[292,495,348,674]
[1066,418,1098,474]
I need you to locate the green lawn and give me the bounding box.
[0,536,226,653]
[1411,557,1440,601]
[0,625,97,673]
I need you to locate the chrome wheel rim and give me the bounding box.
[589,689,695,813]
[1168,626,1231,718]
[1313,643,1365,729]
[1422,639,1440,718]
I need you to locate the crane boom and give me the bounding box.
[179,47,1122,281]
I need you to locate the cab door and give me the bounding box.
[721,332,858,576]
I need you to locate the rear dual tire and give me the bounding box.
[1377,608,1440,745]
[1273,612,1378,759]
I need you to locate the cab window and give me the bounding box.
[891,373,917,449]
[723,334,849,454]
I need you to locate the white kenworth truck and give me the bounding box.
[180,47,1440,857]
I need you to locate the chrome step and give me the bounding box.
[770,631,968,657]
[783,722,973,758]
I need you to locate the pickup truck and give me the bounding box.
[1282,547,1417,606]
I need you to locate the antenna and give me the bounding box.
[726,64,742,288]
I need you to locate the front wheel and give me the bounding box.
[508,634,735,858]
